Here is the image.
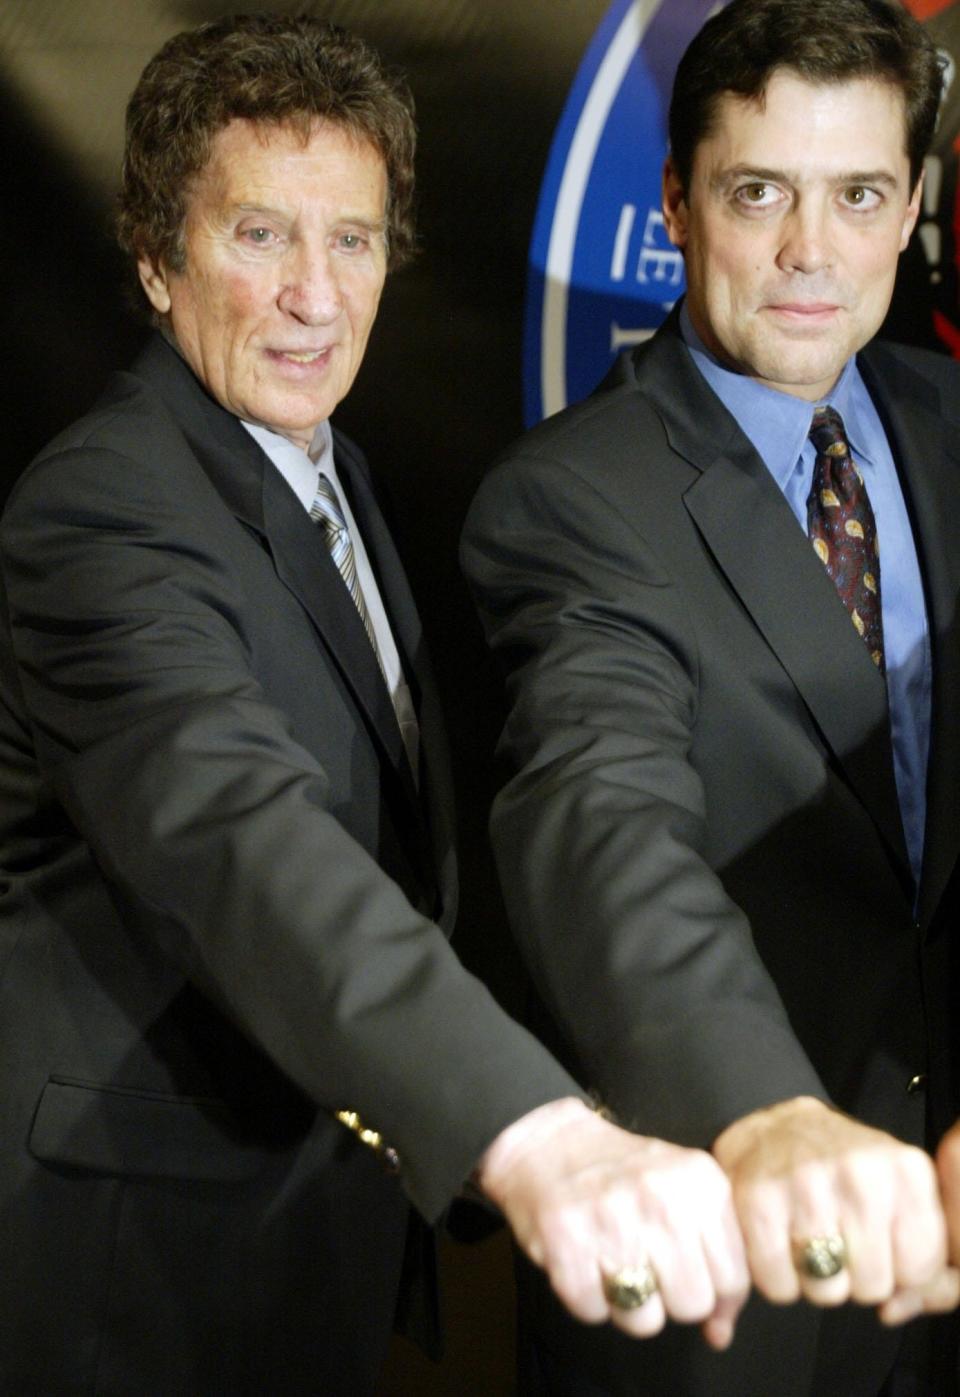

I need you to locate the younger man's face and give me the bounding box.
[663,71,922,399]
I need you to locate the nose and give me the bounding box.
[277,242,343,325]
[776,199,833,276]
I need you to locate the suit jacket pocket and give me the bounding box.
[28,1075,266,1183]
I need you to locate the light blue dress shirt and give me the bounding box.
[679,303,931,889]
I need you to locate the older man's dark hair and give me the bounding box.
[669,0,944,195]
[117,13,417,285]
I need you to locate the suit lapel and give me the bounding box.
[259,470,420,803]
[134,336,420,812]
[331,432,424,706]
[860,344,960,922]
[632,321,909,878]
[333,433,457,918]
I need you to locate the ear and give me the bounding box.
[899,170,923,253]
[137,254,173,316]
[662,157,689,251]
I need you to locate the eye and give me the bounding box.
[734,182,782,209]
[241,226,277,245]
[841,185,881,211]
[338,231,368,251]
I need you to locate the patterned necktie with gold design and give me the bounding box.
[806,405,885,674]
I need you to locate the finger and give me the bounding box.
[878,1267,960,1326]
[607,1286,668,1340]
[936,1125,960,1265]
[537,1212,614,1325]
[735,1178,802,1304]
[701,1291,744,1352]
[547,1259,610,1325]
[788,1165,852,1307]
[594,1185,665,1331]
[701,1187,751,1304]
[889,1149,947,1290]
[596,1248,669,1339]
[834,1154,895,1304]
[644,1231,714,1324]
[645,1177,748,1331]
[686,1201,751,1350]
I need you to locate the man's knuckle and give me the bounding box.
[898,1145,938,1189]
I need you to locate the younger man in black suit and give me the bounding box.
[464,0,960,1391]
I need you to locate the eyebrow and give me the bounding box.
[712,164,902,193]
[234,203,287,216]
[233,202,388,232]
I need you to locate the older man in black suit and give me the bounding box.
[464,1,960,1392]
[0,15,752,1393]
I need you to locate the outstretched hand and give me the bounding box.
[476,1097,750,1349]
[714,1096,960,1324]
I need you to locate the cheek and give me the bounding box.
[851,237,901,301]
[698,227,750,289]
[347,285,384,347]
[716,235,763,281]
[701,250,751,315]
[185,269,268,347]
[218,270,265,323]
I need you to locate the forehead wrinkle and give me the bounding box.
[233,202,387,234]
[216,187,387,218]
[193,122,387,210]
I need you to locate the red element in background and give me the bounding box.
[934,308,960,352]
[939,132,960,358]
[900,0,956,18]
[900,0,960,353]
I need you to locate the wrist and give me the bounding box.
[713,1095,826,1165]
[475,1097,595,1202]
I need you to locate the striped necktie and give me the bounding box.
[310,473,381,663]
[310,471,420,777]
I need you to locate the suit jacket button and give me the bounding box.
[906,1073,927,1094]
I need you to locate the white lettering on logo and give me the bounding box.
[636,209,683,286]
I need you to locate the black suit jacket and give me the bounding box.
[0,335,577,1394]
[462,314,960,1396]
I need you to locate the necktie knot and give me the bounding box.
[805,404,885,673]
[809,405,849,459]
[310,474,348,540]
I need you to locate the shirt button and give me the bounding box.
[906,1074,927,1094]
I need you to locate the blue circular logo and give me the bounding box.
[523,0,720,425]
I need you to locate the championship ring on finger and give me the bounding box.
[794,1233,848,1280]
[602,1263,659,1310]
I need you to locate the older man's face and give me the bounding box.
[663,72,922,400]
[139,118,388,449]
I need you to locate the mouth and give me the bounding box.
[764,302,842,322]
[267,347,334,368]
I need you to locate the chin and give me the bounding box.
[752,346,844,391]
[269,402,333,434]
